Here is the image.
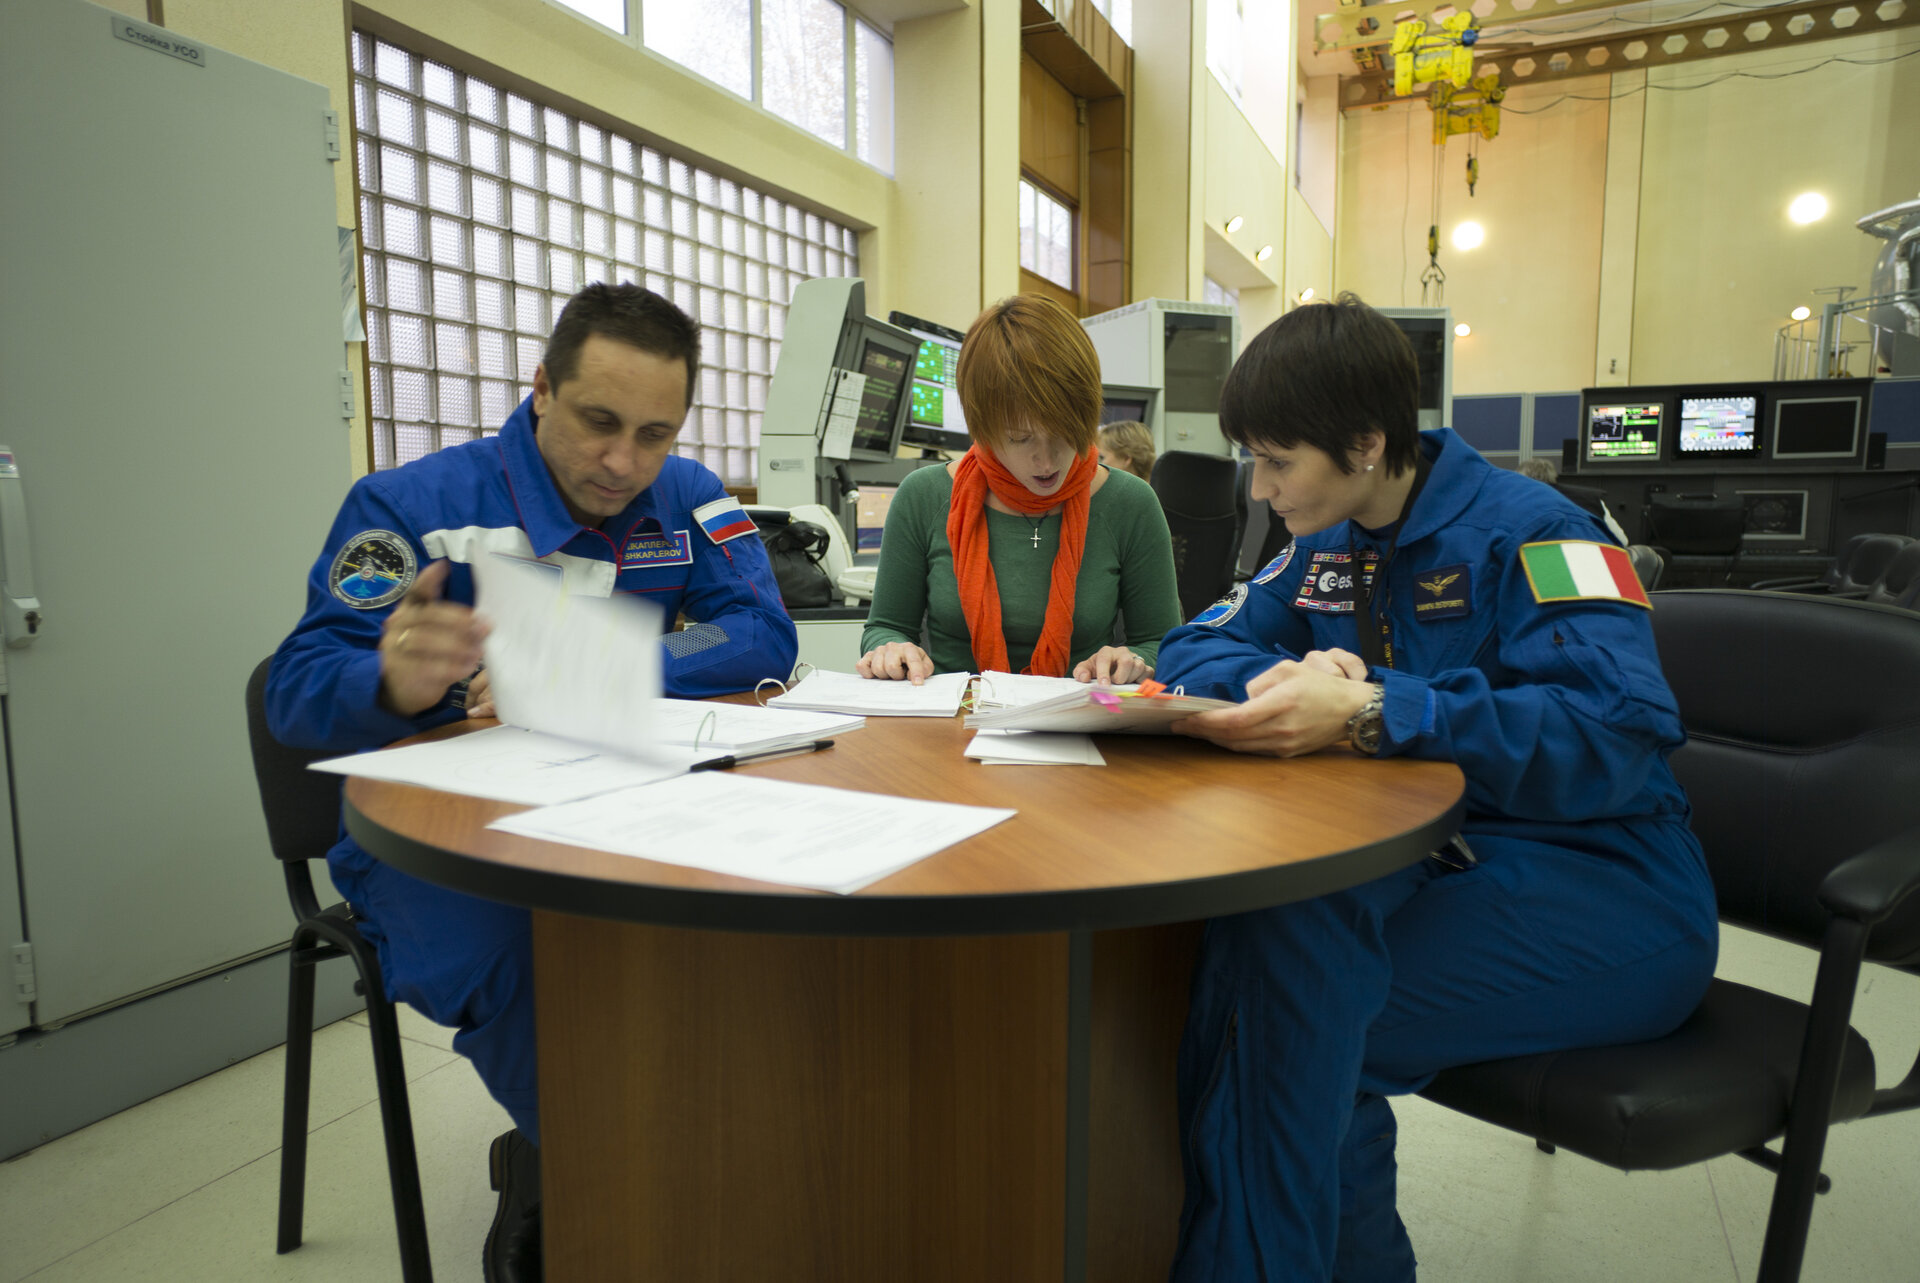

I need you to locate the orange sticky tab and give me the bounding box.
[1136,679,1168,698]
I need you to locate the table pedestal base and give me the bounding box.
[534,914,1200,1281]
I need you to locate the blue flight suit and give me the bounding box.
[266,396,797,1143]
[1158,429,1718,1282]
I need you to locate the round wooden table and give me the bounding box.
[347,709,1465,1283]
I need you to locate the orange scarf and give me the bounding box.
[946,444,1099,677]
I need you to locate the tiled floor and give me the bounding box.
[3,924,1915,1281]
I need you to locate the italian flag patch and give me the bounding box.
[1518,540,1652,609]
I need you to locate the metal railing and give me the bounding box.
[1774,289,1920,381]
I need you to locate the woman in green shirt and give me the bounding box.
[857,295,1181,683]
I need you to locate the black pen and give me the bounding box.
[688,739,835,772]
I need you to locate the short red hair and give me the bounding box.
[956,295,1103,454]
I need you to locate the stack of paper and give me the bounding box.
[963,729,1106,766]
[963,684,1235,735]
[488,772,1015,894]
[768,668,973,717]
[650,698,863,752]
[973,671,1130,709]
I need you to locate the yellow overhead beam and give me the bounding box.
[1340,0,1920,109]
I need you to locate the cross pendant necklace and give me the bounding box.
[1027,517,1044,549]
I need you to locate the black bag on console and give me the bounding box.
[755,514,835,609]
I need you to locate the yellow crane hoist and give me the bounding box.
[1430,71,1504,146]
[1391,12,1480,99]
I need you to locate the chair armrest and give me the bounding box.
[1745,577,1825,592]
[1819,825,1920,926]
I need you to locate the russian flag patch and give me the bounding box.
[693,496,756,545]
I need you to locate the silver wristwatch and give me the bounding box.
[1347,681,1386,756]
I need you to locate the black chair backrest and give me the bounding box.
[1836,533,1912,594]
[1651,591,1920,966]
[1626,544,1665,592]
[245,657,346,866]
[1644,493,1747,556]
[1151,450,1244,619]
[1819,533,1872,591]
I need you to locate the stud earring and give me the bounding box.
[1365,464,1375,472]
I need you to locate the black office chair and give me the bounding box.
[245,658,433,1281]
[1420,591,1920,1283]
[1643,492,1748,556]
[1151,451,1245,620]
[1862,539,1920,609]
[1625,543,1665,592]
[1749,533,1875,594]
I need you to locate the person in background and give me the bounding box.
[857,295,1181,684]
[1517,455,1629,545]
[266,284,797,1283]
[1154,295,1717,1282]
[1098,418,1156,482]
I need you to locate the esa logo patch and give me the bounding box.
[1292,550,1376,613]
[328,530,416,610]
[1252,543,1294,585]
[1413,563,1472,621]
[1192,583,1249,627]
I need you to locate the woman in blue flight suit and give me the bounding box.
[1157,296,1718,1282]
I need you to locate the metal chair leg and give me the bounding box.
[277,929,317,1255]
[361,958,434,1282]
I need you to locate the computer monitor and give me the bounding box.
[854,483,896,554]
[1101,396,1150,426]
[1677,394,1761,456]
[888,311,971,456]
[1773,396,1863,461]
[842,326,915,462]
[1585,402,1662,463]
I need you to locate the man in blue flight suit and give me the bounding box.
[1156,295,1718,1282]
[267,284,797,1283]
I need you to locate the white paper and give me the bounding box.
[769,668,972,717]
[473,552,663,757]
[818,368,866,461]
[964,730,1106,766]
[489,773,1015,894]
[311,724,697,806]
[974,671,1138,709]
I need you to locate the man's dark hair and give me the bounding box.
[543,284,701,408]
[1218,292,1420,476]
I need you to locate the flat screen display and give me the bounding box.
[1773,397,1861,460]
[898,334,970,454]
[1101,397,1150,426]
[847,340,911,457]
[1678,395,1760,455]
[1586,402,1662,462]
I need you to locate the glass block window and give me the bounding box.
[351,30,859,483]
[1019,177,1075,291]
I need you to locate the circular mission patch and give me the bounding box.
[328,529,416,610]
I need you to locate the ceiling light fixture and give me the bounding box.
[1790,305,1813,321]
[1788,193,1828,225]
[1256,244,1274,262]
[1452,221,1485,251]
[1225,215,1245,234]
[1454,322,1472,338]
[1298,287,1316,303]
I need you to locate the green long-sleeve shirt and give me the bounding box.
[860,463,1183,675]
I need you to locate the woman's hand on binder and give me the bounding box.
[1072,646,1151,685]
[856,641,935,684]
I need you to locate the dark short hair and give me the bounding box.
[1218,293,1420,476]
[543,284,701,408]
